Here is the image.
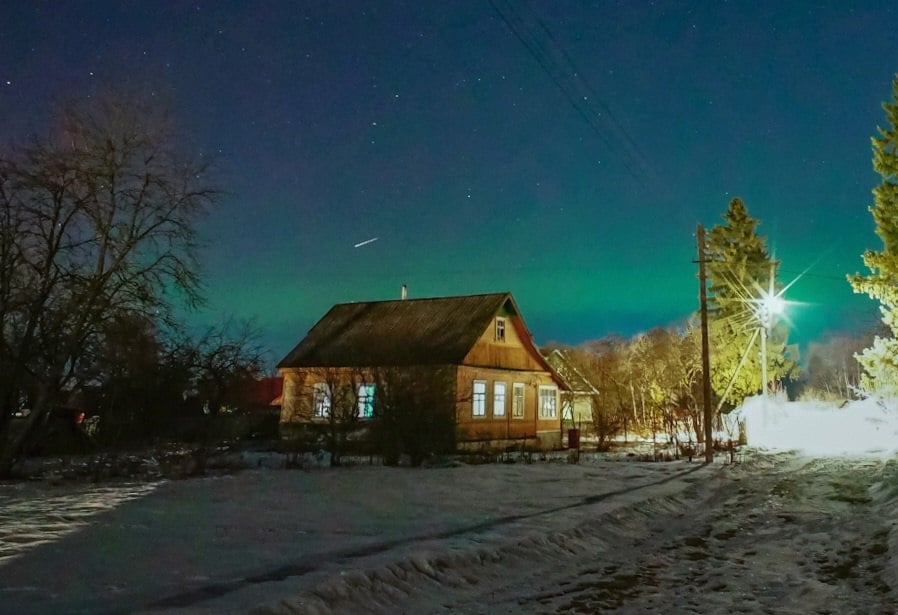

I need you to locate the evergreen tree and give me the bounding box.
[705,197,797,405]
[849,75,898,395]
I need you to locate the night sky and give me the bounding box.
[3,1,898,363]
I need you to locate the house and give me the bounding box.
[545,348,601,429]
[277,292,569,450]
[247,376,284,409]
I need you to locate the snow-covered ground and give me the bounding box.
[740,395,898,457]
[2,399,898,614]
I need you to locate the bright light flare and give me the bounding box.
[738,396,898,458]
[759,292,785,316]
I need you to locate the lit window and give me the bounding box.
[357,384,375,418]
[496,317,506,342]
[493,382,506,417]
[538,386,557,419]
[313,382,331,418]
[513,383,525,418]
[473,380,487,417]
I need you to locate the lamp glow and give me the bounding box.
[760,292,785,317]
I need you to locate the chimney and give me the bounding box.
[401,284,408,300]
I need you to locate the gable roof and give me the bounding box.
[278,292,519,368]
[546,349,601,395]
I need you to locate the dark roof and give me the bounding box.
[278,293,518,368]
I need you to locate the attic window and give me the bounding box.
[495,317,506,342]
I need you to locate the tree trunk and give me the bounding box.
[0,391,51,477]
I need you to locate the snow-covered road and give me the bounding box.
[1,451,896,614]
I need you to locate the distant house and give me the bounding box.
[545,348,601,429]
[247,376,284,409]
[277,292,569,450]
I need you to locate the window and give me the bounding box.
[472,380,487,417]
[495,317,506,342]
[357,384,375,418]
[513,383,525,418]
[538,385,557,419]
[493,382,506,417]
[313,382,331,418]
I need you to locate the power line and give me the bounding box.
[487,0,652,186]
[525,5,654,175]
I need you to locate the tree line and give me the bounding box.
[0,95,265,476]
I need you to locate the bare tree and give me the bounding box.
[193,320,267,415]
[801,333,874,401]
[670,320,705,444]
[582,337,632,448]
[0,94,217,475]
[371,366,457,466]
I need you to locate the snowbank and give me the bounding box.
[739,396,898,456]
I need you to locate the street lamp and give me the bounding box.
[757,289,785,397]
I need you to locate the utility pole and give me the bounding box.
[697,225,714,463]
[759,316,768,398]
[759,260,777,398]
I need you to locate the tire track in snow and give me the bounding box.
[512,454,897,614]
[144,463,709,611]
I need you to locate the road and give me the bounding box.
[1,452,896,614]
[261,453,898,614]
[499,454,898,615]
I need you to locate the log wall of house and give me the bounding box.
[279,367,378,424]
[462,313,547,371]
[455,365,560,446]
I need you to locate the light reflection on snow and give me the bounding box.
[738,396,898,457]
[0,481,161,565]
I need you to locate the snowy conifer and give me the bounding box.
[849,75,898,395]
[706,198,797,405]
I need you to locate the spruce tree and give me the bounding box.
[849,75,898,395]
[705,197,797,405]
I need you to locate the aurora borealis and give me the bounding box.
[3,2,898,361]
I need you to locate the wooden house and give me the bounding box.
[545,348,601,431]
[277,292,568,450]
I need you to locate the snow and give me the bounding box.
[739,395,898,457]
[1,400,898,613]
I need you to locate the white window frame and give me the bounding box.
[357,383,375,418]
[495,317,506,342]
[538,385,557,419]
[313,382,331,418]
[472,380,487,417]
[493,381,506,417]
[512,383,525,418]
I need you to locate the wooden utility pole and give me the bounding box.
[697,225,714,463]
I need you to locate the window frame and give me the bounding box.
[495,317,506,342]
[512,382,525,419]
[493,381,506,417]
[538,385,558,419]
[356,383,375,418]
[313,382,331,418]
[472,380,487,417]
